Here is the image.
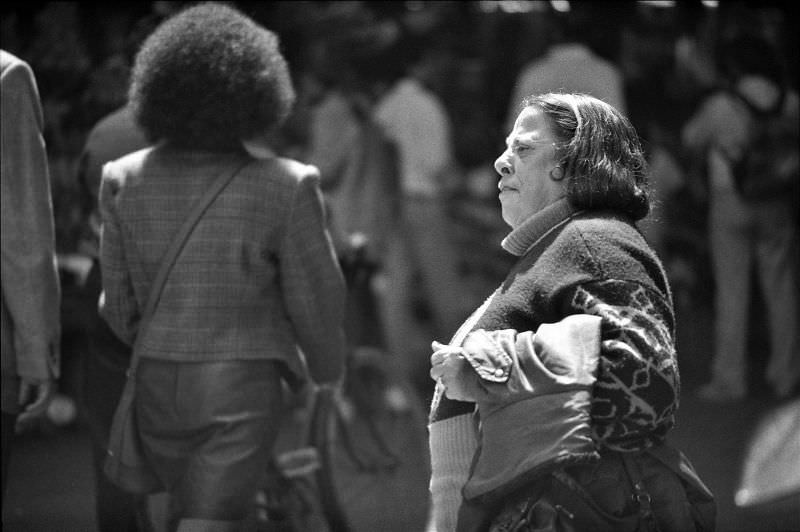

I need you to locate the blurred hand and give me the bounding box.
[430,341,482,402]
[16,378,55,426]
[315,378,346,404]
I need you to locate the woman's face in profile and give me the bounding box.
[494,106,564,228]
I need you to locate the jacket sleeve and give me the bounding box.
[568,280,680,450]
[279,169,347,384]
[1,57,61,381]
[97,161,139,345]
[456,315,602,408]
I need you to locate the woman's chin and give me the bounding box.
[500,209,517,229]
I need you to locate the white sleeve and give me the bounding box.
[428,407,478,532]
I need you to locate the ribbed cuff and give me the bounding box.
[429,413,478,532]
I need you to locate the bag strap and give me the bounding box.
[619,452,660,531]
[646,443,715,502]
[128,159,250,370]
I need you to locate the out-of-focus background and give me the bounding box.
[2,1,798,531]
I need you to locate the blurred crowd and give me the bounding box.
[1,0,797,406]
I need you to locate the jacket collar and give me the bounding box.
[501,198,581,257]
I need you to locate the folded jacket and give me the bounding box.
[458,314,602,503]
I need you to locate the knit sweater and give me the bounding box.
[428,198,680,531]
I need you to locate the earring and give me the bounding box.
[549,166,565,181]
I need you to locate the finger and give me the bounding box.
[443,383,463,401]
[434,365,462,391]
[431,346,463,365]
[17,381,32,408]
[431,340,447,351]
[15,414,35,434]
[443,376,473,402]
[430,364,445,381]
[23,384,52,416]
[440,353,466,372]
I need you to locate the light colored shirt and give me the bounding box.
[374,78,453,197]
[306,90,360,187]
[506,43,627,129]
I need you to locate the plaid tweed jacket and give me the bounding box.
[98,144,346,385]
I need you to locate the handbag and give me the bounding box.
[103,160,248,493]
[478,443,716,532]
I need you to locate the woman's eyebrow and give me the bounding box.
[507,136,550,148]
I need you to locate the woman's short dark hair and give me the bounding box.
[523,93,650,220]
[129,2,295,151]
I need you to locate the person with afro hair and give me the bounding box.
[97,3,347,530]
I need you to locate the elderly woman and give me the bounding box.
[98,4,346,531]
[429,93,714,531]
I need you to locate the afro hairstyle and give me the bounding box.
[129,2,295,151]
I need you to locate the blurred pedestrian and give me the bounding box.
[505,6,627,132]
[682,34,800,402]
[73,12,164,530]
[304,29,401,348]
[1,49,61,505]
[97,4,347,531]
[373,42,469,399]
[78,102,149,532]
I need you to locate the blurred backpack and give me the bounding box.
[726,88,800,202]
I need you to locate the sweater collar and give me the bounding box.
[501,198,581,256]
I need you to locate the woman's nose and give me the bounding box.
[494,153,512,176]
